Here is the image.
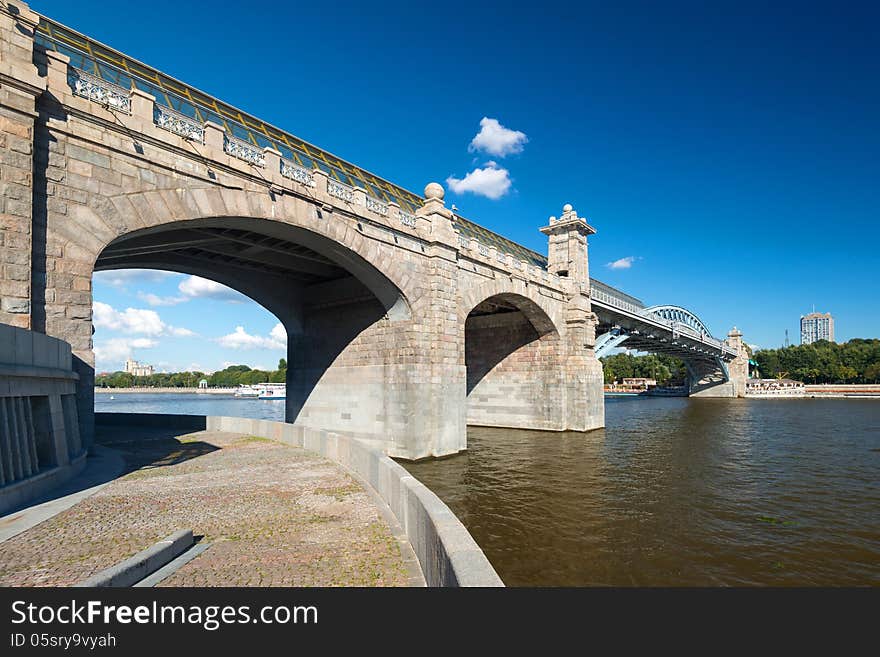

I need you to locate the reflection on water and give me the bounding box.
[403,397,880,586]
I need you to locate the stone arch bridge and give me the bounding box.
[0,3,747,460]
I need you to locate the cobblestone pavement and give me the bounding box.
[0,429,417,587]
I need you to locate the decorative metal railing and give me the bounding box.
[366,196,389,216]
[591,287,643,315]
[70,68,131,113]
[398,210,417,228]
[155,105,204,142]
[224,134,264,166]
[280,159,315,187]
[327,179,355,203]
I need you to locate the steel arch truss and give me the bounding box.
[594,329,630,358]
[641,305,713,336]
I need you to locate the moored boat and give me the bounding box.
[234,385,262,398]
[258,383,286,400]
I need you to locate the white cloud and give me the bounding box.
[134,276,244,306]
[178,276,246,303]
[138,292,187,307]
[468,117,528,157]
[606,256,638,270]
[94,302,165,335]
[168,326,196,337]
[215,326,286,351]
[93,301,195,337]
[94,337,157,370]
[93,269,177,288]
[446,162,513,200]
[270,323,286,343]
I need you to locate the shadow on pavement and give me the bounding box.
[94,425,220,474]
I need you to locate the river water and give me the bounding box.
[95,392,286,421]
[96,393,879,586]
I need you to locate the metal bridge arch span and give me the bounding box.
[640,305,713,336]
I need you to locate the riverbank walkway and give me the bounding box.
[0,426,423,587]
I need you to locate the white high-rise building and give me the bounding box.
[800,312,834,345]
[124,358,154,377]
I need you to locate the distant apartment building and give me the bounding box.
[800,312,834,345]
[124,358,154,377]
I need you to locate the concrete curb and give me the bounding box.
[203,416,505,587]
[74,529,194,588]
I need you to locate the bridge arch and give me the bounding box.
[461,281,564,431]
[458,277,563,333]
[60,187,413,322]
[50,185,428,450]
[641,305,712,335]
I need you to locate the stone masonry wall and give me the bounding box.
[465,311,564,430]
[0,4,41,329]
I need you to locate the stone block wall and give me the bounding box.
[465,311,564,430]
[0,3,42,329]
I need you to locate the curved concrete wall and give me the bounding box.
[0,324,85,515]
[207,417,503,587]
[93,412,503,587]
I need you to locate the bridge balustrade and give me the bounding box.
[154,105,205,142]
[69,68,130,113]
[398,209,418,228]
[327,178,355,203]
[223,134,265,167]
[280,159,317,187]
[365,196,389,216]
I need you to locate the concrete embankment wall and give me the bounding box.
[0,324,87,515]
[804,384,880,397]
[94,412,504,588]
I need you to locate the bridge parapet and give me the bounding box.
[49,60,577,300]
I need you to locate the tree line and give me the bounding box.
[96,360,288,388]
[599,353,687,386]
[753,339,880,383]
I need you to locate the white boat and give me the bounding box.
[258,383,286,401]
[234,385,262,398]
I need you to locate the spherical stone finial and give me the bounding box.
[549,215,557,223]
[563,203,573,213]
[425,182,444,200]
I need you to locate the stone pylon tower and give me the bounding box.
[725,327,750,397]
[540,204,604,431]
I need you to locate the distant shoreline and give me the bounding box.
[95,387,237,395]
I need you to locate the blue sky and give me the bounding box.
[37,0,878,370]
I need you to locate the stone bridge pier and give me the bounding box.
[0,1,605,460]
[688,327,750,398]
